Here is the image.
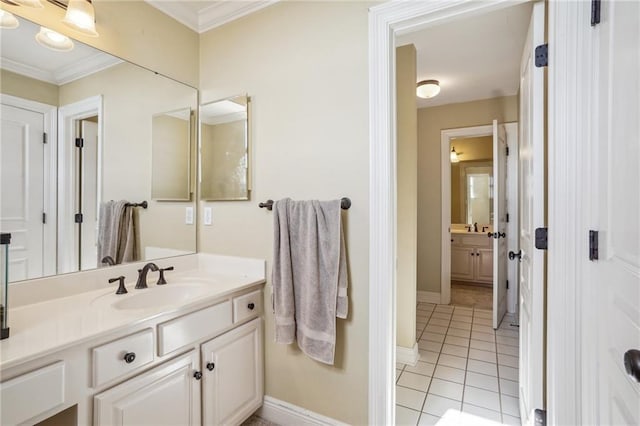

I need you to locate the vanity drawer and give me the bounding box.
[93,329,154,388]
[233,289,262,323]
[1,361,65,425]
[158,300,232,356]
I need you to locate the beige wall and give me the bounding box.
[199,2,371,423]
[418,96,517,293]
[396,45,418,349]
[0,69,59,106]
[1,0,199,87]
[59,62,198,254]
[450,136,493,223]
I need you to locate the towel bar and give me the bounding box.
[126,201,148,209]
[259,198,351,211]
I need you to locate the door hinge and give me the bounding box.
[506,279,509,289]
[589,230,599,261]
[74,213,83,224]
[75,137,84,148]
[591,0,601,26]
[535,227,548,250]
[506,145,509,156]
[534,409,547,426]
[506,213,510,223]
[43,132,47,144]
[42,212,46,224]
[535,44,548,67]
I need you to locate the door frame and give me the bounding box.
[368,0,536,423]
[0,94,57,277]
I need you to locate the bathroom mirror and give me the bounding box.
[450,136,494,225]
[152,108,193,201]
[0,15,198,283]
[200,95,251,201]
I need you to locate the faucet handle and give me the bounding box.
[109,276,127,294]
[157,266,174,285]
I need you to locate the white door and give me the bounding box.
[0,104,44,282]
[94,351,201,426]
[592,1,640,424]
[518,1,545,423]
[80,119,99,271]
[492,119,508,328]
[201,318,263,426]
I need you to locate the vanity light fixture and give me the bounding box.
[35,26,74,51]
[0,10,19,28]
[62,0,98,37]
[450,146,460,163]
[417,79,441,99]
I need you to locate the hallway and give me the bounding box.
[396,302,520,425]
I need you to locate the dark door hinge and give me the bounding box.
[42,212,46,224]
[591,0,601,26]
[506,213,510,223]
[535,44,548,67]
[74,213,83,224]
[75,137,84,148]
[43,132,47,144]
[589,230,599,261]
[506,280,509,289]
[534,409,547,426]
[535,227,548,250]
[506,146,509,156]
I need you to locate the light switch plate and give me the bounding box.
[185,207,194,225]
[203,207,212,225]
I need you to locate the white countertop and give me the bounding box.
[0,254,266,371]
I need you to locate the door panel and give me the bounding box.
[493,119,508,328]
[80,120,99,271]
[595,1,640,424]
[0,104,44,281]
[518,1,545,422]
[477,248,494,284]
[451,246,474,281]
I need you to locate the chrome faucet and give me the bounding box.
[135,262,159,289]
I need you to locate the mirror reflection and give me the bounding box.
[152,108,192,201]
[0,15,198,283]
[450,136,494,226]
[200,95,250,201]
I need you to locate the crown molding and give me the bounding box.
[1,58,57,84]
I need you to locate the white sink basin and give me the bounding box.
[110,284,212,311]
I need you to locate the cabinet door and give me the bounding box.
[475,248,494,283]
[94,351,201,426]
[202,318,263,426]
[451,246,475,281]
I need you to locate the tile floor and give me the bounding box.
[396,303,521,425]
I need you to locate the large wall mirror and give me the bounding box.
[0,15,198,283]
[200,95,251,201]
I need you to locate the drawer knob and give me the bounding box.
[194,371,203,380]
[247,302,255,310]
[206,362,215,371]
[123,352,136,364]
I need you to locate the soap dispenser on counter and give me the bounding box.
[1,232,10,339]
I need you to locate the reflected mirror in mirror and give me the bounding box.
[200,95,250,201]
[0,15,198,283]
[450,136,494,226]
[152,108,192,201]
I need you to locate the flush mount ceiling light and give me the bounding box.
[416,79,441,99]
[62,0,98,37]
[450,146,460,163]
[36,26,74,51]
[0,10,19,28]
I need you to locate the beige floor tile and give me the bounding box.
[449,321,472,331]
[463,386,501,412]
[447,327,471,338]
[471,331,496,343]
[499,378,518,397]
[437,353,467,370]
[470,339,496,352]
[417,413,440,426]
[469,348,497,363]
[498,365,519,381]
[422,394,462,417]
[444,335,470,348]
[423,332,446,343]
[462,403,502,422]
[498,353,519,368]
[501,394,520,417]
[441,343,468,358]
[497,335,519,347]
[465,371,499,392]
[497,344,519,357]
[429,378,464,401]
[396,405,421,426]
[396,385,426,411]
[418,350,440,364]
[405,361,436,377]
[398,371,432,392]
[467,359,498,377]
[433,365,466,384]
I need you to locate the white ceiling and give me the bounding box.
[396,2,533,108]
[145,0,279,34]
[0,16,121,85]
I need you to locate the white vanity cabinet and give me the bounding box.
[451,234,493,284]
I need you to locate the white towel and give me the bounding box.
[272,198,349,365]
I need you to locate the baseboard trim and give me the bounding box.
[396,342,420,366]
[417,291,441,304]
[257,396,349,426]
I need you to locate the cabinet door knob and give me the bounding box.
[206,362,215,371]
[194,371,203,380]
[123,352,136,364]
[247,302,255,310]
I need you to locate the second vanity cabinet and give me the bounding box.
[451,233,494,284]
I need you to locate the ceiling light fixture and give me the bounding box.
[450,146,460,163]
[62,0,98,37]
[417,79,441,99]
[7,0,43,7]
[35,26,74,51]
[0,10,19,28]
